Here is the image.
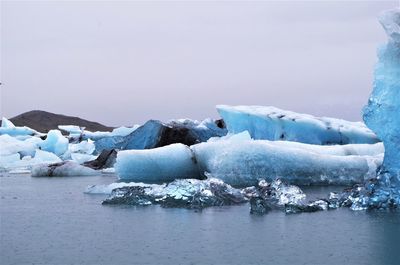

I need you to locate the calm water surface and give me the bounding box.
[1,174,400,265]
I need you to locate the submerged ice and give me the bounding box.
[102,178,247,209]
[93,177,340,214]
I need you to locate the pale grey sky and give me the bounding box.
[0,0,397,126]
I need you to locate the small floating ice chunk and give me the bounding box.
[85,182,159,194]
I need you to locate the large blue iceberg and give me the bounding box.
[343,8,400,210]
[364,8,400,180]
[217,105,379,145]
[115,132,383,186]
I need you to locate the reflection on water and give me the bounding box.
[1,174,399,265]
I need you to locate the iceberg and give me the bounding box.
[102,178,247,209]
[31,161,97,177]
[115,144,200,181]
[245,179,306,214]
[69,140,95,155]
[0,117,39,136]
[0,134,41,157]
[85,182,163,195]
[342,8,400,210]
[59,125,139,141]
[0,149,62,172]
[94,119,227,153]
[363,8,400,179]
[39,130,69,156]
[217,105,379,145]
[192,132,383,186]
[91,178,317,213]
[115,131,383,185]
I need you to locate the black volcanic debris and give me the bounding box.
[84,149,117,170]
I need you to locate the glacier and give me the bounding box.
[217,105,379,145]
[115,131,383,186]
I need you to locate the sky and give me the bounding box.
[0,0,398,127]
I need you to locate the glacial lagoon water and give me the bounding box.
[1,174,400,265]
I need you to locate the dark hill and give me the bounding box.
[1,110,114,133]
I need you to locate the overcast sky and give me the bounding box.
[0,0,398,126]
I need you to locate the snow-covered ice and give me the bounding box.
[217,105,379,145]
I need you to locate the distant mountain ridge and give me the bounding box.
[1,110,114,133]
